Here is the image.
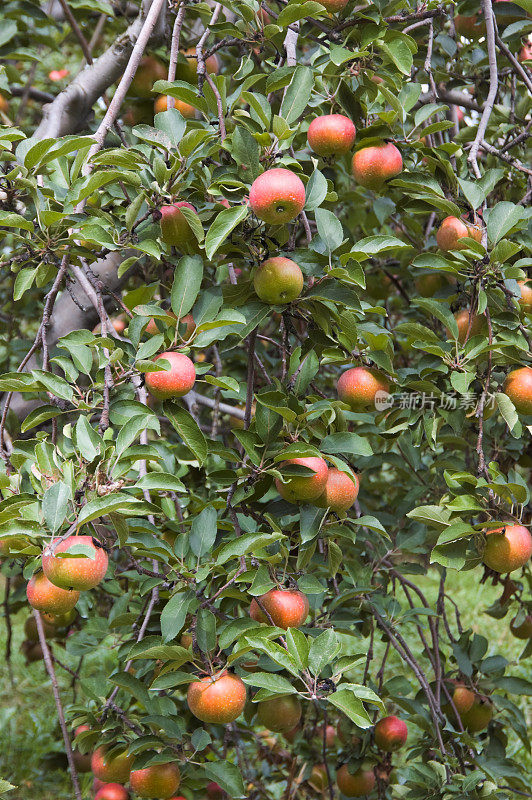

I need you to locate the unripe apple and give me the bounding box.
[42,535,108,591]
[73,747,93,773]
[336,764,376,797]
[94,784,129,800]
[257,694,302,732]
[415,273,453,297]
[91,747,134,783]
[253,257,304,304]
[154,95,196,119]
[130,763,181,798]
[352,142,402,190]
[249,168,306,225]
[436,216,483,251]
[145,351,196,400]
[504,367,532,414]
[307,114,356,156]
[337,366,390,410]
[308,764,327,791]
[27,572,80,614]
[249,588,309,628]
[187,671,247,723]
[314,468,360,513]
[275,456,328,502]
[178,48,219,83]
[374,715,408,751]
[516,279,532,312]
[159,202,198,250]
[130,55,166,98]
[482,524,532,573]
[453,308,487,343]
[460,698,493,732]
[509,613,532,639]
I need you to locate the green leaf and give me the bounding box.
[321,432,373,457]
[216,531,285,565]
[164,402,208,464]
[304,168,327,212]
[196,607,217,653]
[309,629,340,675]
[231,126,261,181]
[154,108,186,148]
[315,208,343,253]
[13,267,36,300]
[286,628,309,670]
[242,672,297,694]
[487,201,527,244]
[203,762,246,799]
[76,494,156,526]
[280,66,313,125]
[276,1,324,26]
[170,255,204,319]
[42,481,71,533]
[160,590,195,642]
[204,205,248,260]
[495,392,519,432]
[415,297,457,338]
[327,688,372,727]
[379,37,413,75]
[152,80,209,116]
[189,506,218,557]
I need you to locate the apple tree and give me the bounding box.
[0,0,531,798]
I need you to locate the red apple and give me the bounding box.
[249,168,305,225]
[307,114,356,156]
[42,535,108,591]
[145,351,196,400]
[249,588,309,629]
[275,456,328,503]
[352,142,402,189]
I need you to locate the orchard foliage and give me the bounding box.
[0,0,531,798]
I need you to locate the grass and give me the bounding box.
[0,569,530,799]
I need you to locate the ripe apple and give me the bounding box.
[93,317,127,335]
[451,684,476,715]
[516,279,532,312]
[145,352,196,400]
[307,114,356,156]
[21,639,44,663]
[374,715,408,751]
[249,588,309,629]
[130,763,181,798]
[504,366,532,414]
[49,69,69,81]
[460,698,493,732]
[337,366,390,410]
[27,572,80,614]
[42,535,108,591]
[436,216,483,251]
[453,308,486,344]
[454,14,486,37]
[275,456,328,502]
[482,524,532,573]
[94,785,129,800]
[336,764,376,797]
[187,671,247,723]
[509,614,532,639]
[253,257,304,304]
[319,724,337,748]
[91,747,134,783]
[519,40,532,61]
[318,0,349,10]
[159,202,198,250]
[314,467,360,513]
[130,55,166,98]
[178,48,219,83]
[352,142,402,190]
[257,694,302,732]
[206,783,224,799]
[154,95,196,119]
[0,95,8,113]
[249,168,306,225]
